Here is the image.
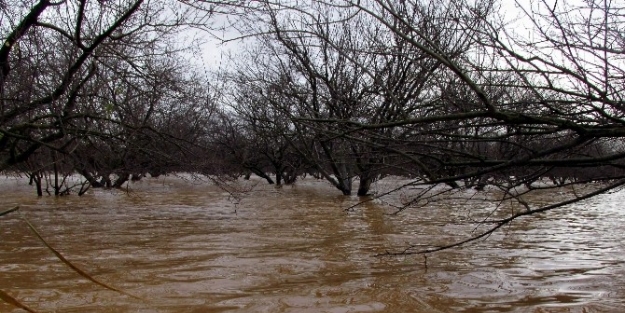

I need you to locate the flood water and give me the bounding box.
[0,175,624,313]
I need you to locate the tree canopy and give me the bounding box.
[2,0,625,250]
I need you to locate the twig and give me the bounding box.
[0,289,41,313]
[0,206,19,217]
[20,214,143,300]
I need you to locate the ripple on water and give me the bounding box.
[0,176,624,312]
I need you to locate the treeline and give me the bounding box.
[3,0,625,201]
[210,0,625,196]
[0,0,222,195]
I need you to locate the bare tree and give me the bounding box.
[0,0,229,193]
[226,0,625,252]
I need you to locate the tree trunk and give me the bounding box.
[78,169,103,188]
[247,167,275,184]
[337,175,352,195]
[113,173,129,188]
[101,175,112,188]
[51,151,60,195]
[29,172,42,196]
[283,166,298,184]
[357,173,374,196]
[474,175,488,191]
[275,169,283,185]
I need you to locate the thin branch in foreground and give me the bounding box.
[378,178,625,256]
[0,205,19,217]
[0,289,41,313]
[19,213,143,300]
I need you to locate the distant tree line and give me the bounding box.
[0,0,229,195]
[3,0,625,222]
[213,0,625,199]
[3,0,625,253]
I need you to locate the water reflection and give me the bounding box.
[0,176,624,312]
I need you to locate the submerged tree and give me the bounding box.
[226,0,625,252]
[0,0,231,193]
[227,1,476,195]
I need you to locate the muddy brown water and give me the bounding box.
[0,175,624,312]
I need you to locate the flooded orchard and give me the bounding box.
[1,176,624,313]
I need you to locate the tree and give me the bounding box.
[230,0,625,252]
[0,0,226,193]
[229,1,474,195]
[225,77,307,185]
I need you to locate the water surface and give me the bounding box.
[1,176,624,312]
